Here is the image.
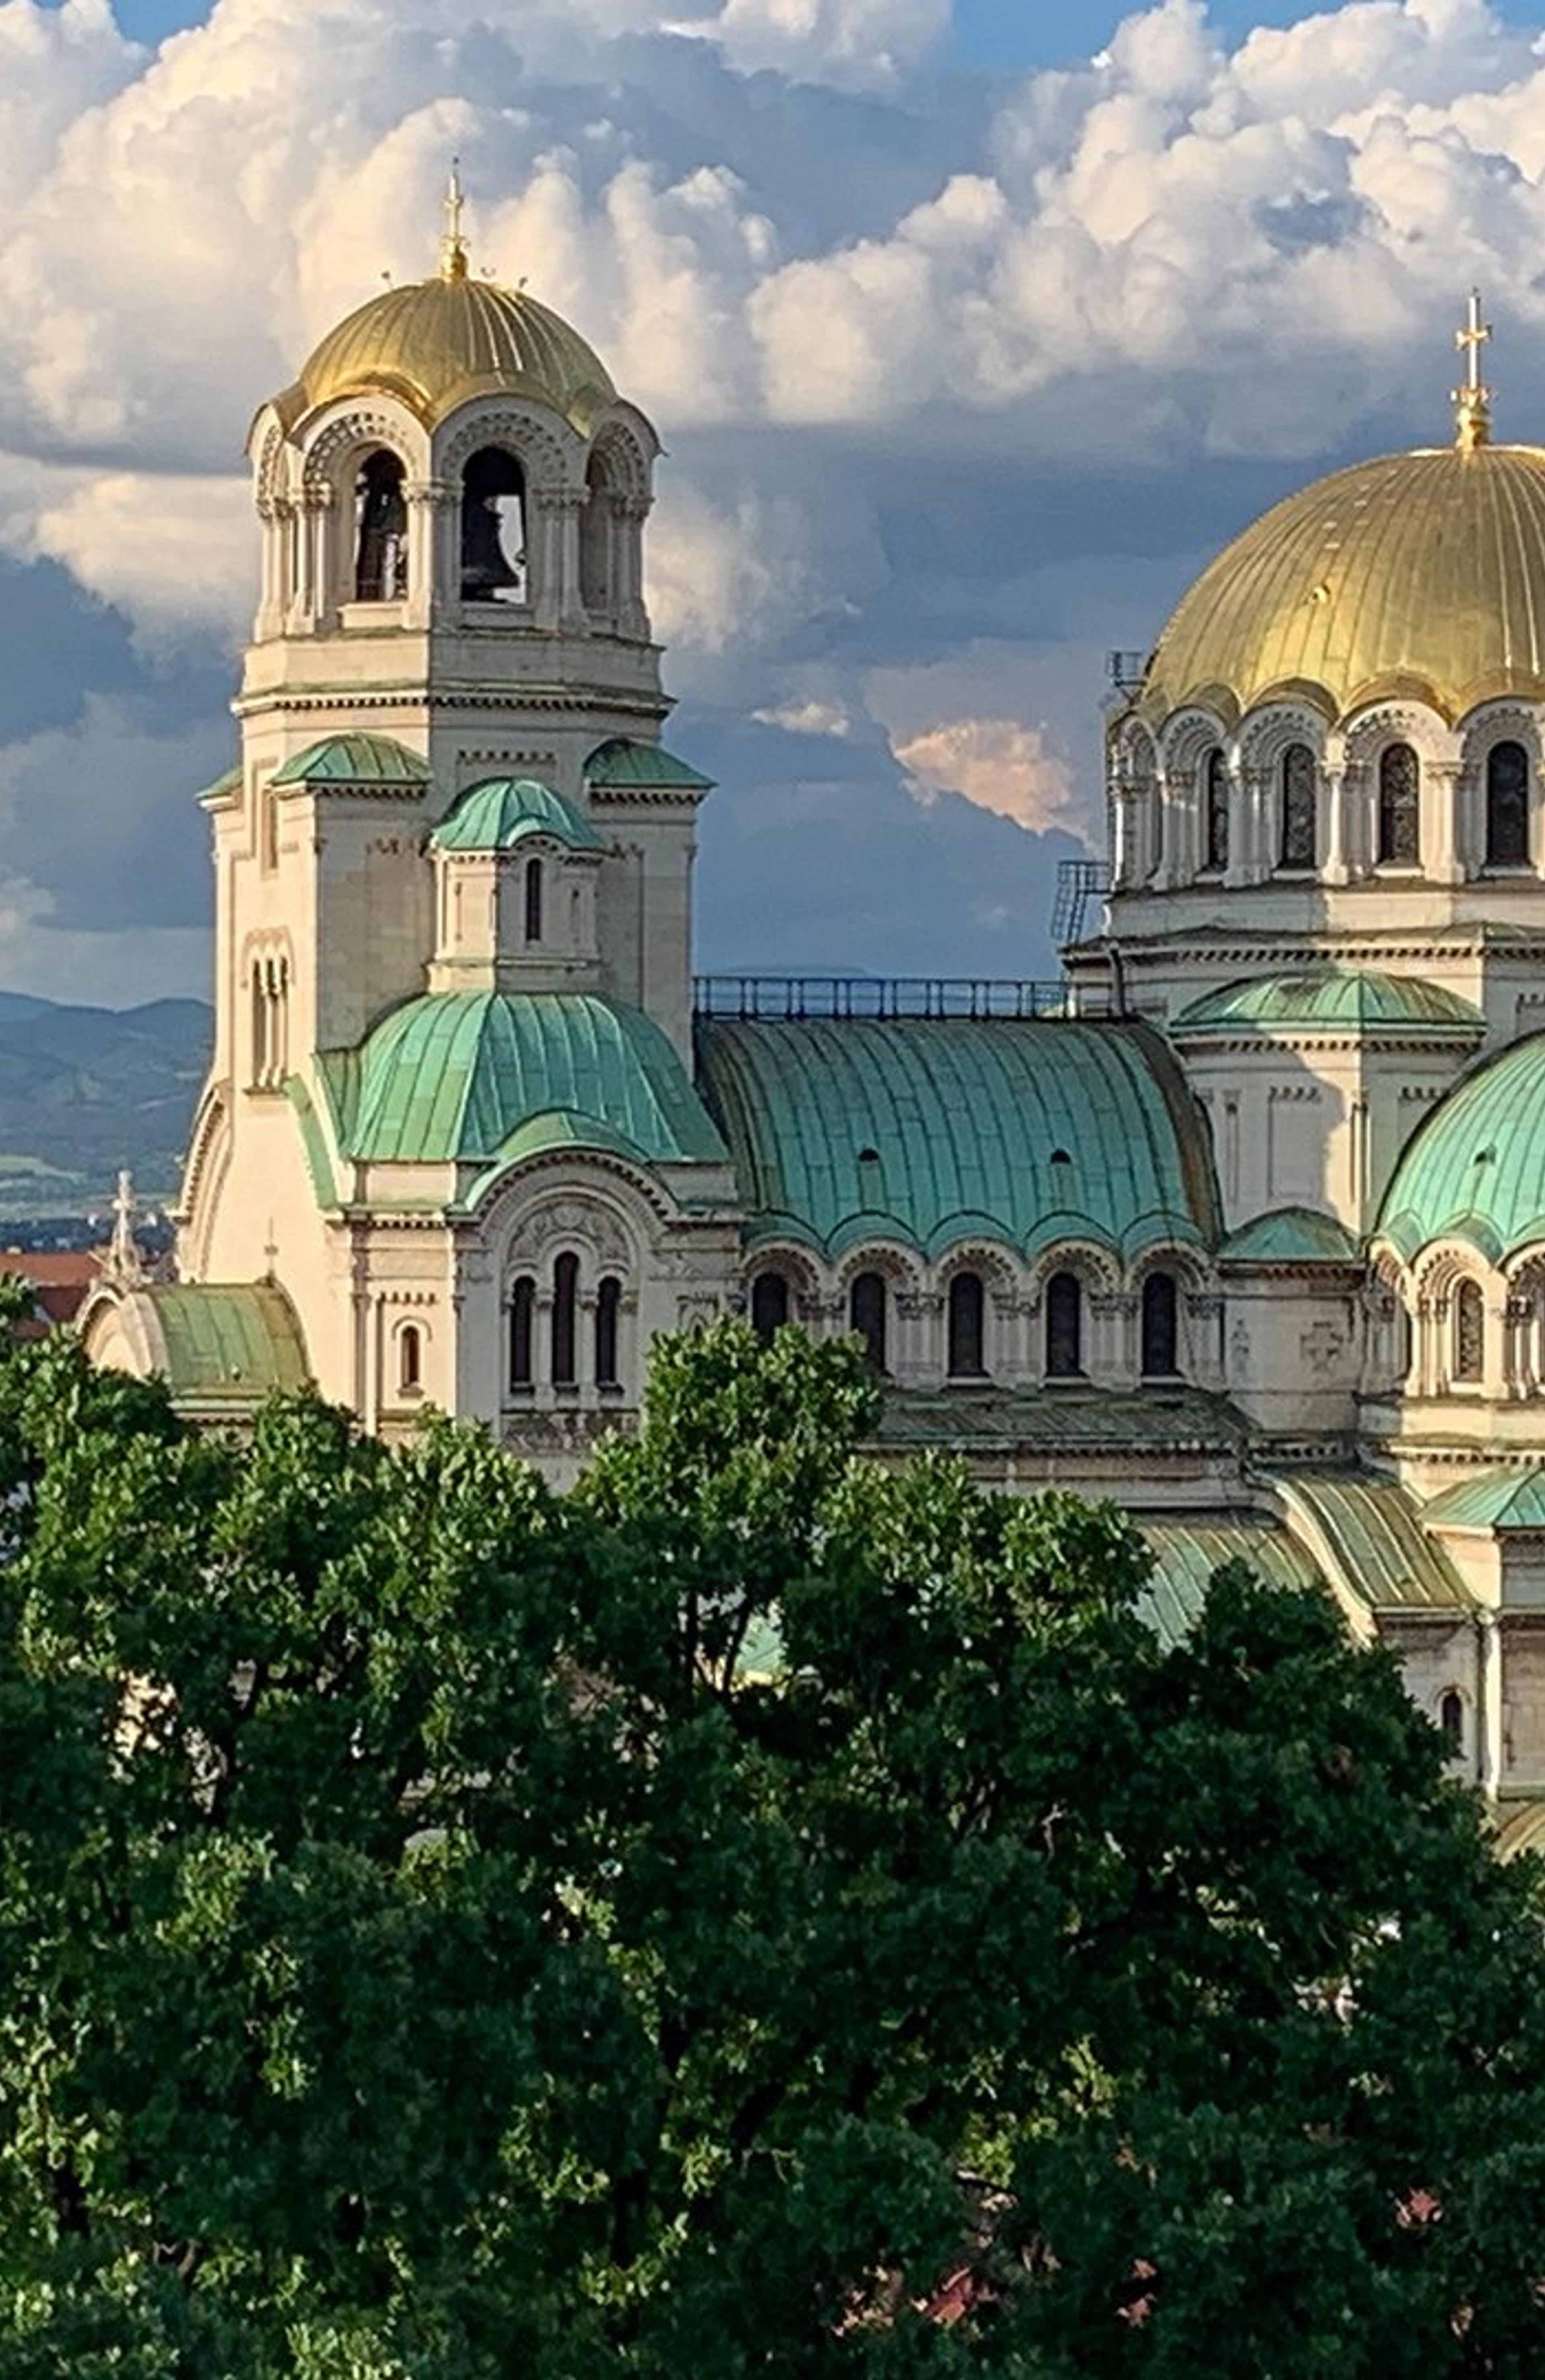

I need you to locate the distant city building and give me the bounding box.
[76,239,1545,1839]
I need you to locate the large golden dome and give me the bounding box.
[274,265,615,438]
[1138,441,1545,728]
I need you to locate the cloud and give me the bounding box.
[892,715,1083,836]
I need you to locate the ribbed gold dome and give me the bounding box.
[1139,443,1545,728]
[274,273,616,437]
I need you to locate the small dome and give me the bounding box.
[1170,971,1484,1041]
[1219,1208,1360,1264]
[275,272,616,437]
[433,777,605,855]
[1139,443,1545,726]
[1380,1033,1545,1263]
[272,733,430,790]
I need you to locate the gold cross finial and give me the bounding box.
[441,159,469,282]
[1453,287,1492,450]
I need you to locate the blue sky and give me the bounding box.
[5,0,1545,1004]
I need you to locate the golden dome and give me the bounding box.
[274,271,616,438]
[1139,442,1545,728]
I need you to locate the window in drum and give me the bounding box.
[1140,1271,1179,1377]
[1204,749,1230,872]
[1453,1279,1484,1385]
[398,1324,422,1396]
[1377,742,1421,867]
[524,858,543,945]
[947,1271,985,1378]
[1439,1689,1465,1754]
[595,1276,622,1390]
[751,1270,790,1340]
[1487,740,1530,867]
[1045,1271,1083,1379]
[552,1254,579,1389]
[509,1277,535,1392]
[849,1270,887,1375]
[1279,744,1317,868]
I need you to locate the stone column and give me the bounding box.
[405,479,452,627]
[1342,763,1370,880]
[1429,760,1465,885]
[1323,763,1349,884]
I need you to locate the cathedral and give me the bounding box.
[77,207,1545,1841]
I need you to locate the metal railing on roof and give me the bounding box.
[1053,858,1111,949]
[693,975,1113,1021]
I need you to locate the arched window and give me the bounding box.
[1045,1271,1083,1379]
[1486,740,1531,868]
[1377,742,1421,867]
[251,959,266,1087]
[552,1253,579,1389]
[947,1271,985,1378]
[1140,1271,1179,1377]
[849,1271,887,1375]
[354,450,407,602]
[1278,743,1317,869]
[580,451,613,615]
[460,447,526,602]
[398,1323,422,1396]
[1439,1689,1465,1754]
[1453,1279,1484,1386]
[524,858,543,945]
[751,1270,790,1340]
[595,1276,622,1390]
[1204,749,1230,872]
[509,1277,535,1392]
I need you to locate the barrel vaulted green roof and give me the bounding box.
[432,777,605,854]
[585,737,713,791]
[1273,1474,1471,1611]
[695,1017,1217,1261]
[1170,970,1483,1041]
[1421,1468,1545,1532]
[1220,1207,1361,1264]
[272,733,430,790]
[321,992,725,1171]
[139,1284,310,1407]
[1379,1032,1545,1264]
[1139,1519,1324,1650]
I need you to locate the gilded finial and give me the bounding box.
[1453,287,1492,451]
[441,159,469,282]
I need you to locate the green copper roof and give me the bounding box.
[696,1017,1217,1262]
[1495,1802,1545,1861]
[197,762,241,803]
[873,1383,1249,1454]
[1170,970,1483,1040]
[143,1284,310,1407]
[585,737,713,791]
[1421,1468,1545,1532]
[1220,1206,1361,1264]
[1273,1474,1471,1610]
[322,992,726,1169]
[272,733,430,789]
[1139,1519,1324,1650]
[1379,1032,1545,1264]
[432,776,605,854]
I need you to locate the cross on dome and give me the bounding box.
[1452,287,1492,451]
[441,159,469,283]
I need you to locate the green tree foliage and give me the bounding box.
[0,1316,1542,2375]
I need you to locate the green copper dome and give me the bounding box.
[272,734,431,790]
[1170,971,1484,1041]
[696,1017,1216,1262]
[321,992,725,1171]
[1379,1033,1545,1264]
[1220,1207,1360,1264]
[585,738,714,792]
[432,777,605,855]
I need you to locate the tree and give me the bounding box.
[0,1315,1542,2376]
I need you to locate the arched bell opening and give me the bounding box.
[354,449,408,602]
[580,451,615,619]
[460,446,527,603]
[1485,739,1531,868]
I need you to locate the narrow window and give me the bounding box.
[1377,742,1421,867]
[524,858,543,945]
[1439,1689,1465,1753]
[580,451,613,615]
[398,1324,422,1395]
[1278,743,1317,868]
[947,1271,985,1378]
[251,960,266,1086]
[751,1270,790,1340]
[849,1270,887,1375]
[1487,740,1530,868]
[595,1276,622,1390]
[354,450,408,601]
[460,447,527,602]
[1453,1279,1484,1385]
[1204,749,1230,872]
[509,1276,535,1392]
[1045,1271,1083,1379]
[552,1253,578,1389]
[1141,1271,1179,1377]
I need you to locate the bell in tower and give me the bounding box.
[460,446,526,601]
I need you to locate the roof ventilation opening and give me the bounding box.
[1050,1148,1073,1166]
